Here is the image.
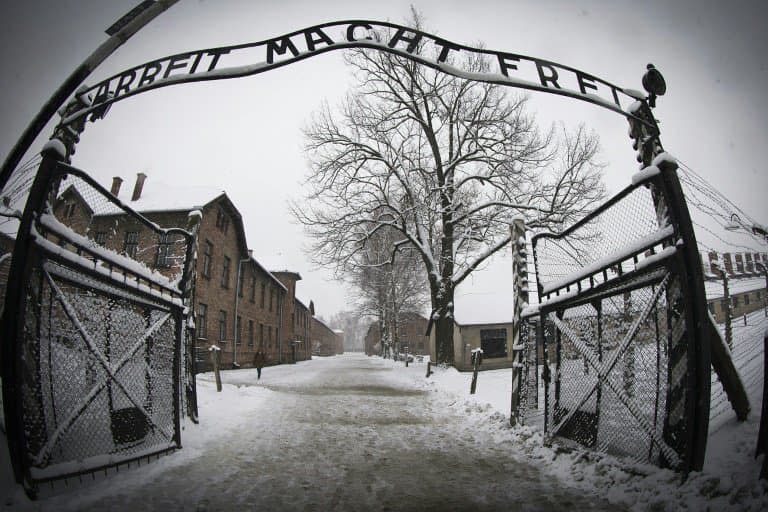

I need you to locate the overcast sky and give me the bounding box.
[1,0,767,323]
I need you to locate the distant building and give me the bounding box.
[363,312,429,357]
[429,319,518,371]
[312,316,343,356]
[272,271,312,363]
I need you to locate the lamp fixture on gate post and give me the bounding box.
[233,249,253,367]
[725,213,768,244]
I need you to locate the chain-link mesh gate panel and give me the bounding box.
[534,183,665,297]
[519,317,544,428]
[3,161,195,492]
[529,169,708,471]
[24,261,178,478]
[544,283,672,465]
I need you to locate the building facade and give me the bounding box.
[312,316,343,356]
[429,320,517,371]
[363,313,429,357]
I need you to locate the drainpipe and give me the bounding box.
[233,249,252,367]
[277,289,284,364]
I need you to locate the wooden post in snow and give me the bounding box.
[209,345,222,392]
[470,348,483,394]
[510,219,529,426]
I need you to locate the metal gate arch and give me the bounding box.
[0,147,198,496]
[0,18,711,493]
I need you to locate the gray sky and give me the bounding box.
[1,0,767,322]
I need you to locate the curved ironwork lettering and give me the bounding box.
[61,19,648,127]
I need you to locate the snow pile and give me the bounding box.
[398,359,768,511]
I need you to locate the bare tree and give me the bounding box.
[293,13,604,364]
[346,222,428,356]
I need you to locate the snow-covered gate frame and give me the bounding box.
[519,123,710,472]
[0,17,711,489]
[0,155,197,496]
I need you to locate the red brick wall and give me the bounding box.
[312,317,341,356]
[192,200,284,371]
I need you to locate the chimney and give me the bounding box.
[131,172,147,201]
[110,176,123,197]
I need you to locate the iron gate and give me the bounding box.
[524,157,710,472]
[1,148,197,496]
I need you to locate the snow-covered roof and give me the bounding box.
[249,257,287,292]
[453,289,515,325]
[105,181,225,214]
[294,291,311,310]
[704,276,765,300]
[312,316,336,333]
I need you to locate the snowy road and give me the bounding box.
[11,353,619,511]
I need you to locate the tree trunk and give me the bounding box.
[433,285,456,365]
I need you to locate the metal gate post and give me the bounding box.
[627,67,711,472]
[0,142,65,486]
[657,157,712,472]
[510,219,529,426]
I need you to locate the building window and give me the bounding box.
[269,287,274,312]
[94,231,107,246]
[268,326,272,345]
[260,323,264,347]
[237,267,245,297]
[156,232,173,268]
[745,294,750,306]
[218,310,227,342]
[722,299,729,312]
[64,202,76,218]
[216,207,230,234]
[123,231,138,258]
[236,315,242,345]
[248,320,254,347]
[202,241,213,278]
[221,255,231,288]
[480,328,508,358]
[260,282,266,309]
[732,296,739,309]
[197,303,208,339]
[250,276,256,303]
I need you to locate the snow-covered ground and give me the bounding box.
[1,354,610,511]
[1,344,767,510]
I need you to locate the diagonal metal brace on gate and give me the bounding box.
[548,272,681,467]
[34,269,174,466]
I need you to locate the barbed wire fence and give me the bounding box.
[676,159,767,433]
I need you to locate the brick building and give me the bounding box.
[363,312,428,357]
[312,316,343,356]
[703,250,767,323]
[52,173,313,372]
[272,271,313,363]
